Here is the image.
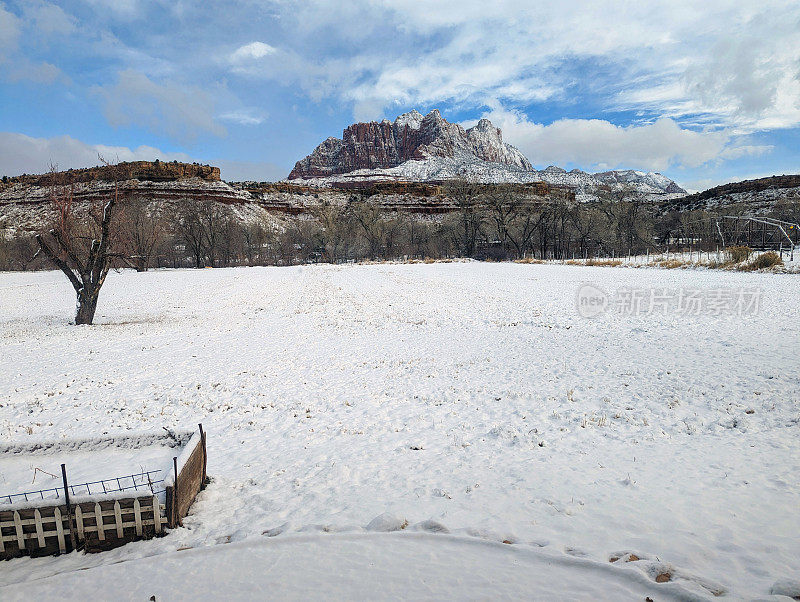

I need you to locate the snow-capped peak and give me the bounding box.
[395,110,424,130]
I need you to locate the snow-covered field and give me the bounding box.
[0,262,798,600]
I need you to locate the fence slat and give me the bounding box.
[0,520,5,552]
[133,499,143,536]
[13,511,24,550]
[75,505,85,540]
[114,501,123,538]
[94,503,105,541]
[153,496,162,534]
[34,509,46,548]
[54,507,66,553]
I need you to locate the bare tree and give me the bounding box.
[34,163,123,325]
[445,178,484,257]
[311,199,353,263]
[117,196,165,271]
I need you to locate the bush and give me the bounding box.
[726,245,752,263]
[746,251,783,270]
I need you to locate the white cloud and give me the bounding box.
[0,132,289,182]
[26,2,77,35]
[470,108,746,171]
[6,60,65,84]
[271,0,800,132]
[230,41,277,62]
[218,109,267,126]
[0,3,21,53]
[92,70,226,142]
[82,0,141,19]
[0,132,192,177]
[719,145,774,160]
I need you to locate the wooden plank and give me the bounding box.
[34,509,46,548]
[133,499,143,536]
[114,501,123,538]
[13,511,24,551]
[173,456,179,527]
[75,505,85,540]
[153,496,162,534]
[54,507,66,554]
[62,463,76,553]
[0,520,5,552]
[94,503,105,541]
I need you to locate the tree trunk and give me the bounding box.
[75,288,99,325]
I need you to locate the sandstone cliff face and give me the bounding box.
[289,110,532,179]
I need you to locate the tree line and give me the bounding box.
[2,179,799,274]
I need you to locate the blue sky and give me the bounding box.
[0,1,798,190]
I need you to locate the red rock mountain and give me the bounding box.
[288,109,532,179]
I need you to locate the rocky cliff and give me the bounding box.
[287,110,687,200]
[289,109,532,179]
[0,161,220,191]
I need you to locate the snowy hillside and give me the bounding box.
[0,263,798,599]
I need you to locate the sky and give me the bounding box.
[0,1,799,191]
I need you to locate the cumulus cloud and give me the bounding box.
[471,108,747,171]
[0,132,287,182]
[0,132,191,177]
[230,42,277,62]
[92,70,226,142]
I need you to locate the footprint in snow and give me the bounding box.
[366,513,408,532]
[411,519,449,534]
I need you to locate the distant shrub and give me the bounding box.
[657,259,688,269]
[744,251,783,270]
[726,246,752,263]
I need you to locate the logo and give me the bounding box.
[576,283,609,318]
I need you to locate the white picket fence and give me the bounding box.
[0,496,164,555]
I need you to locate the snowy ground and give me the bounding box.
[0,262,798,599]
[0,441,175,504]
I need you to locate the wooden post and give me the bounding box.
[13,511,24,551]
[75,505,85,540]
[114,501,124,538]
[34,509,45,548]
[54,507,66,554]
[61,463,75,552]
[153,496,162,534]
[199,423,208,487]
[95,502,105,541]
[172,456,179,527]
[133,499,143,536]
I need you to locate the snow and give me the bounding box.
[0,533,705,601]
[394,109,424,130]
[289,158,685,200]
[0,262,798,599]
[0,431,193,507]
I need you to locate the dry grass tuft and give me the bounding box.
[741,251,783,271]
[726,245,752,263]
